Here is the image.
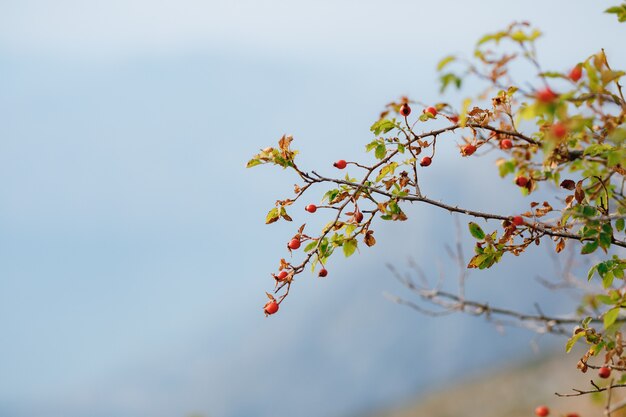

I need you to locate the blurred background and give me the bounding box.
[0,1,625,416]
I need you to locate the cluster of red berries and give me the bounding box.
[399,103,439,118]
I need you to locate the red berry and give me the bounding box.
[354,211,364,223]
[276,270,288,281]
[550,122,567,139]
[333,159,347,169]
[449,115,459,124]
[420,156,432,167]
[399,103,411,117]
[515,176,529,187]
[512,216,524,226]
[461,144,477,156]
[569,65,583,82]
[535,406,550,417]
[425,106,438,117]
[536,87,558,103]
[499,139,513,150]
[288,238,301,250]
[305,204,317,213]
[318,268,328,277]
[565,413,580,417]
[264,300,279,315]
[599,366,611,379]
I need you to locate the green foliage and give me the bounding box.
[606,4,626,22]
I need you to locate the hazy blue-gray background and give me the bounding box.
[0,1,624,416]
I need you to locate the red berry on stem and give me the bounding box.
[288,238,301,250]
[535,406,550,417]
[449,115,459,124]
[536,87,557,103]
[569,65,582,82]
[399,103,411,117]
[599,366,611,379]
[318,268,328,277]
[333,159,347,169]
[462,144,477,156]
[420,156,432,167]
[512,216,524,226]
[565,413,580,417]
[425,106,438,117]
[354,211,364,223]
[500,139,513,150]
[264,300,279,315]
[515,176,529,187]
[551,122,567,139]
[276,270,288,281]
[305,204,317,213]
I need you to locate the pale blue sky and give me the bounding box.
[0,1,623,416]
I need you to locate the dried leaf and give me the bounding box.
[560,179,576,190]
[575,181,585,204]
[556,238,565,253]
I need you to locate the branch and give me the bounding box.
[555,382,626,397]
[307,173,626,249]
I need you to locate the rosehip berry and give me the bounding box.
[512,216,524,226]
[565,413,580,417]
[449,115,459,124]
[599,366,611,379]
[425,106,438,117]
[515,176,529,187]
[333,159,347,169]
[305,204,317,213]
[276,270,288,281]
[535,406,549,417]
[550,122,567,139]
[288,238,301,250]
[354,211,364,223]
[569,65,582,82]
[318,268,328,277]
[500,139,513,150]
[264,300,279,315]
[462,144,477,156]
[536,87,557,103]
[420,156,432,167]
[399,103,411,117]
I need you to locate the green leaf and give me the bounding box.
[304,241,318,252]
[246,158,262,168]
[265,208,280,224]
[437,55,456,71]
[581,240,599,254]
[605,5,626,22]
[565,331,585,353]
[375,143,387,160]
[468,222,486,240]
[603,271,615,289]
[343,238,358,257]
[604,308,620,329]
[616,218,625,232]
[370,119,396,136]
[588,265,598,281]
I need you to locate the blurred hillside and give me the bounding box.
[367,353,619,417]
